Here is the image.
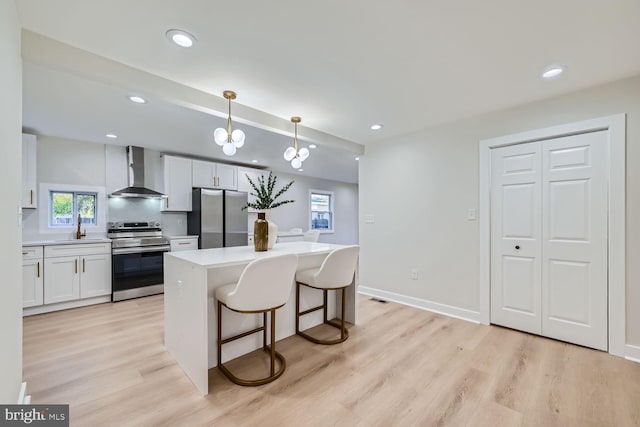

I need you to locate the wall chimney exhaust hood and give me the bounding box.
[109,146,166,199]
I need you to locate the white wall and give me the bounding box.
[0,0,23,403]
[359,74,640,347]
[256,172,359,245]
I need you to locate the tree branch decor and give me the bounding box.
[242,171,295,210]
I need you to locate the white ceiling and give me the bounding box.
[17,0,640,181]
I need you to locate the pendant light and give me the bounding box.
[283,117,310,169]
[214,90,245,156]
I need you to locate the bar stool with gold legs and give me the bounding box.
[295,245,360,345]
[216,253,298,386]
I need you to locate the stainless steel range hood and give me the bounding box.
[109,146,166,199]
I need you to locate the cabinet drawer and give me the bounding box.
[22,246,43,260]
[170,238,198,251]
[45,243,112,258]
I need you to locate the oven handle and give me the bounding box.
[112,245,171,255]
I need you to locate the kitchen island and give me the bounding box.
[163,242,357,395]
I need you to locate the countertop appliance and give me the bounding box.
[188,189,248,249]
[108,221,170,301]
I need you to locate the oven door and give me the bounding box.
[112,245,170,301]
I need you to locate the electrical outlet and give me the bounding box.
[411,269,418,280]
[467,208,477,221]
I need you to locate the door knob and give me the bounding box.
[515,245,520,250]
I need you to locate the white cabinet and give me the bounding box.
[43,243,112,304]
[192,160,237,190]
[237,167,266,193]
[162,155,192,212]
[22,134,37,209]
[22,246,43,308]
[169,237,199,251]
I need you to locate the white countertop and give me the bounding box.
[166,241,344,268]
[22,238,112,247]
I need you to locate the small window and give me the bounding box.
[310,191,334,233]
[50,191,97,227]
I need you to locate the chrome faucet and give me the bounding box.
[76,213,86,240]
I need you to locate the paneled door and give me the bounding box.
[490,142,542,335]
[541,132,608,350]
[490,131,608,351]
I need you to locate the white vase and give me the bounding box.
[263,209,278,249]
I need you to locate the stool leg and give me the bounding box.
[341,288,346,340]
[270,309,276,376]
[262,311,267,349]
[323,289,328,323]
[217,300,222,367]
[295,282,300,334]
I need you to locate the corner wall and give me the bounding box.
[359,74,640,347]
[0,0,24,403]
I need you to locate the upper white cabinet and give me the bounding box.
[192,160,237,190]
[22,134,37,209]
[237,167,266,193]
[162,155,192,212]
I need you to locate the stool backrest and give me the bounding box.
[303,229,320,242]
[312,245,360,289]
[225,254,298,311]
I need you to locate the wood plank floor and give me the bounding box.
[23,294,640,426]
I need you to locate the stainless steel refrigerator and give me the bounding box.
[187,189,248,249]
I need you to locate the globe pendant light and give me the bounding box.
[214,90,245,156]
[284,116,310,169]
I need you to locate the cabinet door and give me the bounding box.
[44,256,80,304]
[215,163,238,190]
[80,254,112,298]
[22,134,37,209]
[162,156,192,212]
[22,259,43,307]
[170,238,198,252]
[192,160,216,188]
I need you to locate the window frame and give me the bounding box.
[38,183,107,235]
[309,189,335,234]
[49,190,98,227]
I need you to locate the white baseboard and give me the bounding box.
[358,286,481,324]
[625,344,640,363]
[23,295,111,316]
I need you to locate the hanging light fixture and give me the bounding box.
[214,90,245,156]
[284,117,310,169]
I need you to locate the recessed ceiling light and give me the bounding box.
[355,157,360,161]
[542,65,565,80]
[298,169,303,172]
[105,133,118,139]
[370,124,383,131]
[251,159,259,163]
[309,144,317,149]
[128,95,147,104]
[166,29,196,48]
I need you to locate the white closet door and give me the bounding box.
[541,131,608,350]
[490,142,542,334]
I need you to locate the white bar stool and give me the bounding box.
[303,229,320,242]
[216,253,298,386]
[295,245,360,345]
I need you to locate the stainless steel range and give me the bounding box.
[108,221,170,301]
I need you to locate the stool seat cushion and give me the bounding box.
[295,267,321,287]
[215,283,236,305]
[295,246,360,289]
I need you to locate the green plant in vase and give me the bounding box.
[243,172,294,251]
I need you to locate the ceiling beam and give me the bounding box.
[21,30,364,155]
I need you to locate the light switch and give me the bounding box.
[467,208,476,221]
[364,214,375,224]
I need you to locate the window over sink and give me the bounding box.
[50,191,97,227]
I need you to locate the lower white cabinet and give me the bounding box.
[169,237,198,251]
[22,247,43,308]
[42,243,112,305]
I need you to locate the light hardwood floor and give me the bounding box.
[23,294,640,426]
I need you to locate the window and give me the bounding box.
[310,191,334,232]
[50,191,97,227]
